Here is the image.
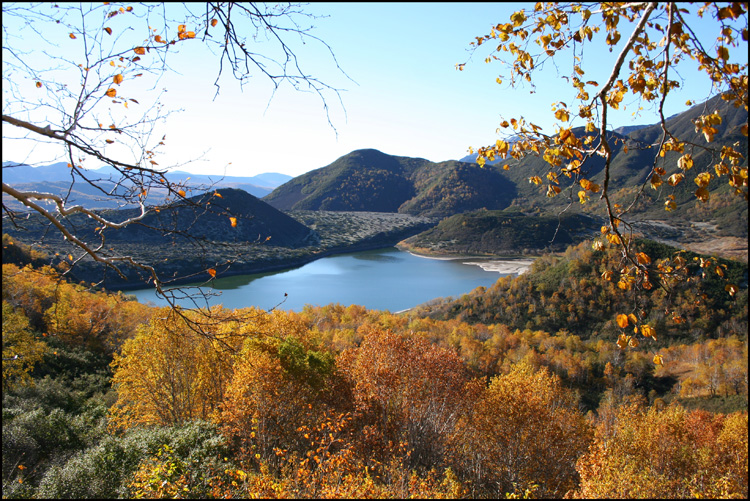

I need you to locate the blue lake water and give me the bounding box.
[127,247,525,312]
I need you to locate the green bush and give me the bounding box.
[36,421,229,499]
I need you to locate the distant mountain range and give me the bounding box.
[1,162,292,210]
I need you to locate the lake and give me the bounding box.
[127,247,533,312]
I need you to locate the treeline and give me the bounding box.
[2,237,747,498]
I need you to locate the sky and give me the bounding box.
[2,2,746,179]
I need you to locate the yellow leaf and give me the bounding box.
[677,154,693,170]
[177,189,186,197]
[641,324,655,338]
[554,108,570,122]
[628,337,639,348]
[628,313,638,325]
[578,190,588,203]
[214,191,223,198]
[653,354,664,366]
[546,185,561,197]
[186,31,196,39]
[650,174,663,189]
[616,314,629,328]
[725,284,738,296]
[636,252,651,265]
[617,334,629,349]
[695,187,710,202]
[178,24,186,34]
[694,172,712,187]
[606,233,622,245]
[601,270,613,281]
[229,217,238,228]
[529,176,543,185]
[113,74,123,85]
[667,173,684,186]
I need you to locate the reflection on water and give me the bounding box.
[128,247,519,312]
[353,253,401,263]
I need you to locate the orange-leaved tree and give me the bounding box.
[461,2,747,360]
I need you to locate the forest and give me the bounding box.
[2,234,747,498]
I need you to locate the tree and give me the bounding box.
[575,403,748,498]
[461,2,747,354]
[2,2,344,317]
[2,300,47,390]
[449,361,592,497]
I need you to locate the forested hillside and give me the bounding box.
[263,149,517,217]
[3,236,746,499]
[466,95,749,238]
[399,209,600,256]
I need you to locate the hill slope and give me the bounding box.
[399,209,600,256]
[263,148,517,217]
[4,188,316,248]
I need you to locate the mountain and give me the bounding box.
[4,188,316,249]
[1,162,292,209]
[263,148,517,217]
[455,95,748,238]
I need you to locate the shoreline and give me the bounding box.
[402,249,536,275]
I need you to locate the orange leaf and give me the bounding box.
[653,354,664,366]
[636,252,651,265]
[105,88,117,98]
[695,187,710,202]
[208,268,217,278]
[69,33,77,39]
[725,284,738,296]
[113,74,123,85]
[211,18,218,27]
[616,314,629,328]
[177,189,186,197]
[104,27,112,35]
[36,81,42,88]
[134,46,146,55]
[229,217,237,228]
[641,324,655,338]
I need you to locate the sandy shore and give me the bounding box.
[460,258,535,275]
[405,251,535,275]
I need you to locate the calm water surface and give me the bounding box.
[127,247,514,312]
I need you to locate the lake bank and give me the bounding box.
[402,250,535,275]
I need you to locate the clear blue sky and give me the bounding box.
[2,2,744,178]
